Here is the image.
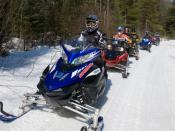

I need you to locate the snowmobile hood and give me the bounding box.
[44,58,94,91]
[140,38,151,46]
[44,39,101,91]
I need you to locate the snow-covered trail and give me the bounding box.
[102,40,175,131]
[0,40,175,131]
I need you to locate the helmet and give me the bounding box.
[117,26,124,32]
[145,31,149,35]
[85,15,99,33]
[124,26,130,34]
[117,26,124,35]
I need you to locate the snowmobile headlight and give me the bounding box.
[71,54,91,65]
[143,38,149,42]
[72,52,96,65]
[71,56,84,65]
[107,44,112,50]
[113,41,118,44]
[120,47,124,52]
[117,47,124,52]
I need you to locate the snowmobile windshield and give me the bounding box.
[64,38,95,52]
[112,38,126,47]
[61,38,98,65]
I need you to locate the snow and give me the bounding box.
[0,40,175,131]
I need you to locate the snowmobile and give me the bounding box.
[101,38,129,78]
[151,36,157,46]
[140,37,152,52]
[154,35,160,46]
[128,35,140,60]
[0,39,107,131]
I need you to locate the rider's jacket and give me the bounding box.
[113,33,132,44]
[79,29,104,47]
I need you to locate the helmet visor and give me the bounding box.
[86,20,97,28]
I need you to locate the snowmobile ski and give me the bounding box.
[0,101,31,122]
[81,116,104,131]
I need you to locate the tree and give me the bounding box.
[165,1,175,38]
[0,0,11,45]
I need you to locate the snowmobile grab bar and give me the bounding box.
[68,100,98,114]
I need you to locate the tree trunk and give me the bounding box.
[106,0,110,37]
[0,0,11,50]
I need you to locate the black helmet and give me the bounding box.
[85,15,99,33]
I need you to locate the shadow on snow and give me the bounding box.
[0,47,53,71]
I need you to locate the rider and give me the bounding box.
[143,31,152,39]
[78,15,105,47]
[78,15,107,77]
[130,29,140,54]
[154,32,160,40]
[123,26,131,37]
[130,29,140,42]
[113,26,132,44]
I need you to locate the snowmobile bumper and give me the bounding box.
[37,78,80,106]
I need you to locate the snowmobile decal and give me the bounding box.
[86,68,101,77]
[79,63,93,78]
[71,66,86,78]
[53,71,69,81]
[59,73,69,81]
[53,71,63,79]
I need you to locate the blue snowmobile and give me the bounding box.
[37,39,107,106]
[37,39,107,131]
[140,37,152,52]
[0,39,107,131]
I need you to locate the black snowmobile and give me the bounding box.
[127,34,140,60]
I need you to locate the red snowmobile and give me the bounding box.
[101,38,129,78]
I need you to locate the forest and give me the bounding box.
[0,0,175,54]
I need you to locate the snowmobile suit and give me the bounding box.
[80,29,104,47]
[79,29,107,78]
[113,33,132,44]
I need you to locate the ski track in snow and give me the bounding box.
[0,40,175,131]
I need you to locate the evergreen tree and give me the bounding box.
[165,1,175,38]
[0,0,174,49]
